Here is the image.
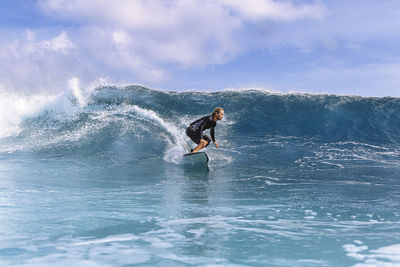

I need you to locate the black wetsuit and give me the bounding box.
[186,115,216,146]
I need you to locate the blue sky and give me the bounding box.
[0,0,400,96]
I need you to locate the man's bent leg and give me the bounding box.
[192,139,209,153]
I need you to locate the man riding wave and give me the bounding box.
[186,107,224,153]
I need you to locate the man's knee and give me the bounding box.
[200,139,209,146]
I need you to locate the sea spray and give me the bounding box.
[130,105,189,163]
[0,90,61,138]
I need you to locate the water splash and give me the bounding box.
[130,105,189,163]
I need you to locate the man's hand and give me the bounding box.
[214,142,219,148]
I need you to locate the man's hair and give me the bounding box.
[212,107,224,118]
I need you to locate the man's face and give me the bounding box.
[217,110,224,120]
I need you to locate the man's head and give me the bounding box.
[212,107,224,121]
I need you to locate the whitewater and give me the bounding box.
[1,84,400,266]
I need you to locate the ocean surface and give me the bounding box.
[1,85,400,266]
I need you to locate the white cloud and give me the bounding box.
[259,0,400,53]
[220,0,324,21]
[277,62,400,97]
[33,0,324,84]
[43,31,74,53]
[38,0,245,67]
[0,30,78,91]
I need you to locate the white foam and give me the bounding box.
[0,78,129,155]
[186,228,205,237]
[72,234,137,246]
[0,78,99,140]
[69,77,88,108]
[305,210,317,216]
[343,243,400,266]
[343,244,369,254]
[0,90,61,138]
[221,86,287,95]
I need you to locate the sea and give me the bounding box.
[1,85,400,266]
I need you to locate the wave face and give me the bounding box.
[90,86,400,143]
[2,85,400,156]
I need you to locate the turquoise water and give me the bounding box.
[1,86,400,266]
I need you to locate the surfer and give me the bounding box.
[186,107,224,154]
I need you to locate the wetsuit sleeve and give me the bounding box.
[211,126,215,142]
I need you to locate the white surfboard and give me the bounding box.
[183,151,209,164]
